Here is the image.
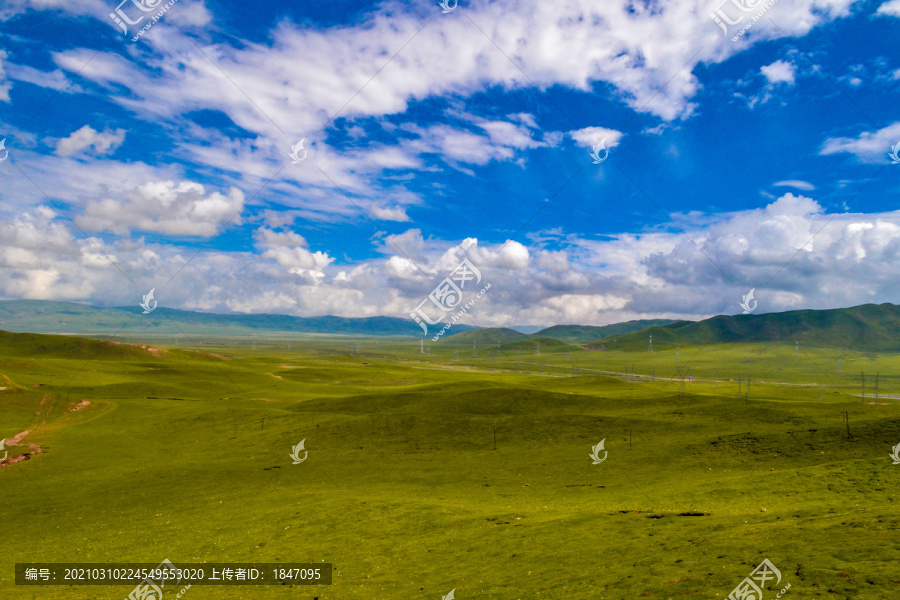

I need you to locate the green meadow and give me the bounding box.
[2,331,900,599]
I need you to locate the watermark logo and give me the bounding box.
[0,138,8,163]
[709,0,779,41]
[109,0,179,42]
[589,439,607,464]
[140,288,157,314]
[739,288,757,314]
[442,589,455,600]
[410,258,491,341]
[889,142,900,164]
[124,558,184,600]
[289,139,308,164]
[438,0,457,13]
[290,439,308,464]
[890,442,900,465]
[0,439,6,462]
[588,138,609,164]
[723,558,789,600]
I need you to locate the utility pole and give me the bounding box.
[875,373,879,402]
[795,341,799,355]
[473,341,477,358]
[747,377,751,403]
[676,366,689,398]
[676,347,680,363]
[420,339,424,354]
[536,342,540,355]
[649,334,653,353]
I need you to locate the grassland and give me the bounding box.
[2,331,900,599]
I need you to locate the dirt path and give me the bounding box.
[1,429,43,469]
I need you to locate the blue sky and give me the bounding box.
[0,0,899,327]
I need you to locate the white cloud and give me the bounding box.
[6,63,73,90]
[55,125,126,157]
[820,121,900,163]
[0,49,12,101]
[876,0,900,17]
[370,205,410,222]
[773,180,816,191]
[568,126,625,149]
[761,60,796,85]
[50,0,859,147]
[76,180,245,236]
[3,0,854,233]
[4,194,900,325]
[400,114,547,169]
[254,226,334,275]
[253,227,308,248]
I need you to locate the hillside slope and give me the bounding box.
[593,303,900,352]
[535,320,680,344]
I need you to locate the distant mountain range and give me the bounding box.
[0,300,476,338]
[1,300,899,351]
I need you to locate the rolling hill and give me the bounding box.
[4,299,900,352]
[592,303,900,352]
[534,320,680,344]
[438,327,528,345]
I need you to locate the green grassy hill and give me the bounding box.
[1,331,899,599]
[440,327,528,345]
[535,320,680,344]
[590,303,900,352]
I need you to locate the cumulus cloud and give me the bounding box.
[254,226,334,276]
[55,125,126,157]
[568,126,625,149]
[76,180,245,237]
[761,60,796,86]
[4,194,900,325]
